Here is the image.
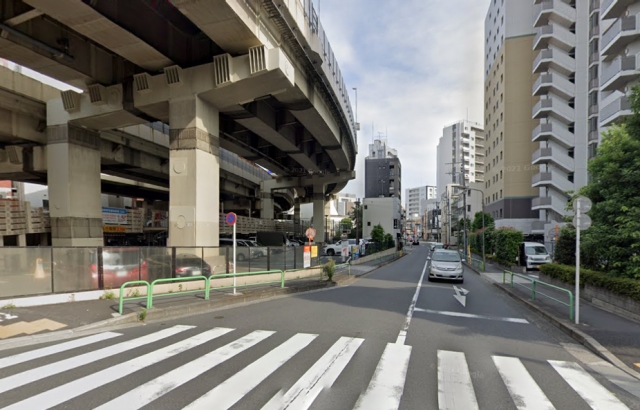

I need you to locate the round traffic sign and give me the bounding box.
[574,196,592,213]
[573,214,592,231]
[305,227,316,239]
[225,212,237,226]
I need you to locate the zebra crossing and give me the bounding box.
[0,325,635,410]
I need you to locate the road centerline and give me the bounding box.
[396,258,429,345]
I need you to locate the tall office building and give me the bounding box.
[484,0,540,233]
[364,139,402,200]
[405,185,437,220]
[436,120,485,200]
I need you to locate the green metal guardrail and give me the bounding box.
[503,270,574,321]
[148,276,210,309]
[469,257,485,272]
[118,270,286,314]
[118,280,151,315]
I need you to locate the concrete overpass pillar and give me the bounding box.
[168,96,220,247]
[47,125,103,247]
[312,184,326,245]
[260,192,274,219]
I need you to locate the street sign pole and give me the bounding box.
[575,205,580,325]
[233,221,237,295]
[225,212,238,295]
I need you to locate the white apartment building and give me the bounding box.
[405,185,436,221]
[362,197,402,244]
[436,120,485,202]
[599,1,640,131]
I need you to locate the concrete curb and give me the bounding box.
[492,281,640,382]
[463,262,482,275]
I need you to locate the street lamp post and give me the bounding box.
[452,185,485,268]
[355,199,361,245]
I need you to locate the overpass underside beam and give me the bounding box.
[46,124,103,246]
[168,95,220,247]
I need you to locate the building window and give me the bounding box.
[367,221,371,226]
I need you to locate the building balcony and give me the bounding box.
[600,55,640,92]
[601,15,640,60]
[589,103,599,118]
[600,95,632,127]
[532,97,576,124]
[589,52,600,67]
[589,130,600,142]
[532,195,568,216]
[590,0,600,15]
[533,73,576,100]
[533,48,576,76]
[590,25,600,38]
[532,120,575,148]
[589,78,599,91]
[532,147,575,173]
[532,171,575,194]
[534,0,576,28]
[534,23,577,52]
[601,0,634,20]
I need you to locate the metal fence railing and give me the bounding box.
[0,246,323,300]
[503,270,574,321]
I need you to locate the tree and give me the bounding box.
[384,233,395,249]
[580,121,640,278]
[370,224,385,244]
[471,212,494,232]
[554,226,576,265]
[348,206,363,239]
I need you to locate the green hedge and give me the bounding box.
[540,264,640,302]
[494,228,523,266]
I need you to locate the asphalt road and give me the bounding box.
[1,245,639,409]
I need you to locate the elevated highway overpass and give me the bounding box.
[0,0,357,246]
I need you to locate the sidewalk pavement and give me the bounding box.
[0,256,395,344]
[469,258,640,379]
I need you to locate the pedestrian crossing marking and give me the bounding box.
[493,356,555,410]
[437,350,479,410]
[0,325,192,395]
[549,360,630,410]
[95,330,275,410]
[353,342,412,410]
[0,332,121,370]
[183,333,318,410]
[263,336,364,410]
[0,319,67,339]
[3,327,233,410]
[0,327,635,410]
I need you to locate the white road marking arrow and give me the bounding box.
[453,286,470,307]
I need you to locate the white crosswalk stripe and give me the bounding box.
[549,360,630,410]
[493,356,555,410]
[353,342,412,410]
[183,333,318,410]
[95,330,275,410]
[0,325,192,395]
[2,327,233,410]
[0,332,121,370]
[262,336,364,410]
[0,327,636,410]
[437,350,479,410]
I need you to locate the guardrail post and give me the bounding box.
[147,281,154,309]
[280,270,285,288]
[532,280,537,300]
[205,276,210,300]
[267,247,271,271]
[97,247,104,290]
[510,271,514,288]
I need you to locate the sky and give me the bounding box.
[317,0,488,198]
[17,0,488,197]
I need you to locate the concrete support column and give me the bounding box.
[47,124,103,246]
[17,234,26,246]
[168,96,220,247]
[313,185,326,245]
[260,192,274,219]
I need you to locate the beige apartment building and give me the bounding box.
[484,0,540,233]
